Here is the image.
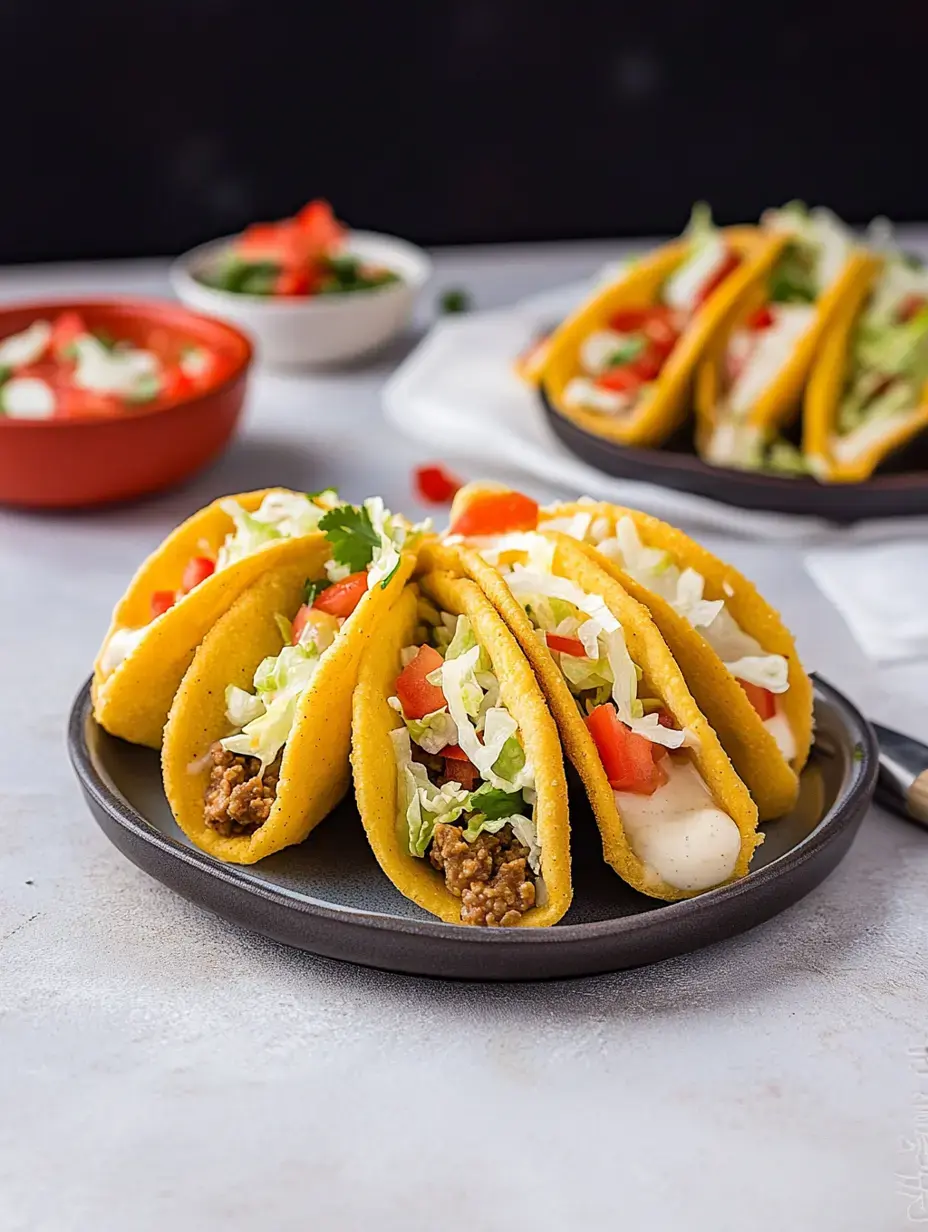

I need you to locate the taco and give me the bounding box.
[93,487,341,749]
[161,498,422,863]
[539,207,786,448]
[804,249,928,482]
[351,571,572,926]
[695,203,878,473]
[537,500,813,821]
[431,487,761,900]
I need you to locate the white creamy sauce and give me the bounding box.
[1,377,56,419]
[704,419,764,467]
[73,336,161,397]
[579,330,631,376]
[832,410,916,463]
[615,758,741,892]
[99,625,148,677]
[562,377,632,416]
[0,320,52,368]
[726,305,816,417]
[663,235,729,313]
[764,704,796,761]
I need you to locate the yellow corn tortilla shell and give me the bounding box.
[541,227,786,448]
[162,548,417,864]
[694,248,879,452]
[804,263,928,482]
[351,572,572,926]
[421,536,760,901]
[540,502,813,819]
[92,488,334,750]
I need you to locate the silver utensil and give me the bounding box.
[874,722,928,829]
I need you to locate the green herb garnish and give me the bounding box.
[439,288,472,314]
[318,503,380,572]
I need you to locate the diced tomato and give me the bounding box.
[291,604,313,646]
[641,314,680,358]
[738,679,776,720]
[236,221,293,262]
[180,556,215,594]
[746,305,775,331]
[450,489,539,537]
[150,590,176,619]
[546,633,587,656]
[442,743,468,761]
[898,294,927,323]
[291,605,340,650]
[693,249,742,308]
[294,199,345,251]
[275,268,313,297]
[442,755,479,791]
[160,365,195,402]
[655,707,677,728]
[414,463,463,505]
[585,704,668,795]
[395,645,447,719]
[629,343,665,381]
[312,571,369,618]
[607,307,654,332]
[50,311,87,359]
[596,365,645,393]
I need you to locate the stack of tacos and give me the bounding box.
[93,481,815,927]
[528,201,928,481]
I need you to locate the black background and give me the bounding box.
[2,0,925,263]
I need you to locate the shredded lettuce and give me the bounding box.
[663,203,728,314]
[398,705,458,755]
[216,491,332,571]
[220,639,322,769]
[389,728,533,861]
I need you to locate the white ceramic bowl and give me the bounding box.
[171,230,432,367]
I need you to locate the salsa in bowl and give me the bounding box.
[172,199,431,366]
[0,299,252,508]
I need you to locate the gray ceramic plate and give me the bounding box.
[540,387,928,522]
[69,675,877,980]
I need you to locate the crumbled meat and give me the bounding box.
[429,823,536,926]
[203,743,280,837]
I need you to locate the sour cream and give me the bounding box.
[726,305,816,418]
[0,320,52,368]
[764,705,796,761]
[831,410,915,465]
[579,330,634,376]
[562,377,633,416]
[98,625,148,678]
[1,377,56,419]
[615,758,742,892]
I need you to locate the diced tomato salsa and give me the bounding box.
[396,645,447,719]
[149,555,216,620]
[199,198,401,300]
[0,310,228,422]
[586,703,670,795]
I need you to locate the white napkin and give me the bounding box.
[805,542,928,663]
[384,283,928,545]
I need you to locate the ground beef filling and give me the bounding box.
[429,822,536,927]
[203,743,280,837]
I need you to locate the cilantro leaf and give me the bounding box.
[318,503,380,572]
[439,287,471,314]
[303,577,328,606]
[468,783,524,821]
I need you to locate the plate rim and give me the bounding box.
[539,384,928,518]
[68,674,877,955]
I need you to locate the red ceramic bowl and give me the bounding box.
[0,299,253,508]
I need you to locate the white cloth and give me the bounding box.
[383,282,928,544]
[805,542,928,663]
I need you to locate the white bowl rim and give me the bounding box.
[171,229,432,311]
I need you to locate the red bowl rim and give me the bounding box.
[0,297,254,429]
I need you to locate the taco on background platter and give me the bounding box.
[351,570,572,927]
[161,497,422,864]
[539,207,786,448]
[695,204,878,473]
[804,248,928,482]
[93,487,341,749]
[429,486,761,901]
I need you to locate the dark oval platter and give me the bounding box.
[69,675,877,981]
[540,386,928,523]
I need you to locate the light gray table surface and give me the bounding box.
[1,244,926,1232]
